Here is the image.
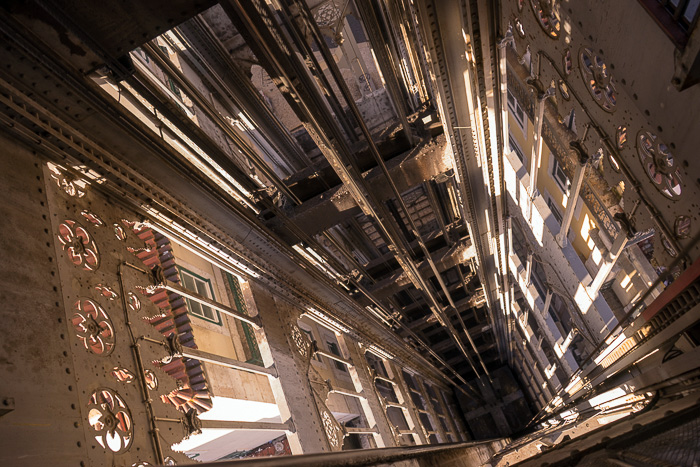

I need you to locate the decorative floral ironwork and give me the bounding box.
[112,367,136,384]
[71,299,115,356]
[607,150,621,173]
[321,410,342,448]
[659,233,678,258]
[579,48,617,112]
[127,292,141,311]
[57,220,100,271]
[291,325,309,357]
[558,80,570,100]
[47,162,89,198]
[563,49,573,75]
[81,210,104,226]
[114,224,127,241]
[95,284,119,301]
[144,369,158,390]
[581,184,619,239]
[87,388,133,454]
[314,1,341,28]
[675,216,691,239]
[637,130,682,200]
[127,245,153,255]
[529,0,561,38]
[616,126,627,149]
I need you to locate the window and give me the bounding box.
[179,267,221,325]
[134,47,149,63]
[639,0,699,48]
[365,351,389,378]
[166,78,184,103]
[658,0,700,32]
[507,90,528,134]
[224,272,262,365]
[512,220,529,266]
[509,133,526,165]
[546,197,563,225]
[551,158,570,193]
[550,293,572,335]
[531,260,547,298]
[326,342,347,372]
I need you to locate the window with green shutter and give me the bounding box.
[225,272,263,366]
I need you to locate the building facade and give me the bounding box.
[0,0,699,465]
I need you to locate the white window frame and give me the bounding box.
[551,157,570,193]
[299,324,323,362]
[507,90,528,135]
[546,196,563,226]
[531,259,548,298]
[326,341,348,372]
[508,132,527,166]
[178,267,221,325]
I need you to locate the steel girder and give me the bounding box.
[0,9,460,394]
[414,0,511,366]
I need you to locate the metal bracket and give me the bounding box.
[0,397,14,417]
[569,140,589,165]
[162,333,183,364]
[527,77,555,100]
[181,408,202,439]
[150,265,166,287]
[613,212,637,239]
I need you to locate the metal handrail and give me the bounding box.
[184,440,504,466]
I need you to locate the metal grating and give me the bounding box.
[619,414,700,467]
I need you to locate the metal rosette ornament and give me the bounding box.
[637,130,683,200]
[57,220,101,271]
[529,0,561,38]
[579,48,617,112]
[71,298,116,356]
[87,388,134,454]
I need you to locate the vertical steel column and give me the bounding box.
[388,361,429,444]
[353,0,414,144]
[434,388,459,442]
[415,377,447,442]
[335,335,397,447]
[395,0,433,104]
[556,159,587,248]
[384,0,426,107]
[174,20,313,171]
[442,389,469,442]
[413,0,508,360]
[244,282,330,454]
